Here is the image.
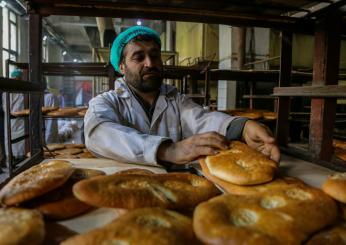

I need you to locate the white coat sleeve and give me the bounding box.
[84,95,170,165]
[178,94,237,138]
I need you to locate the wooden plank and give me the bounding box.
[28,14,43,162]
[309,12,341,161]
[273,85,346,97]
[276,31,292,146]
[0,78,42,92]
[25,1,313,31]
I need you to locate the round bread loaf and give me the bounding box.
[42,106,59,114]
[0,160,74,206]
[200,158,305,195]
[30,169,105,220]
[0,208,45,245]
[193,186,337,245]
[76,151,95,159]
[263,112,277,120]
[73,173,220,210]
[11,109,30,117]
[306,223,346,245]
[46,143,66,151]
[61,207,197,245]
[322,172,346,203]
[55,148,83,155]
[46,108,79,117]
[205,141,278,185]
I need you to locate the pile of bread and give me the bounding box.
[224,108,277,120]
[44,143,96,159]
[1,141,346,244]
[11,106,88,117]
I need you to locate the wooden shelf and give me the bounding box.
[0,77,42,92]
[243,95,276,99]
[273,85,346,97]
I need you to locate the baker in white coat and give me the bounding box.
[84,26,280,166]
[2,69,25,159]
[43,80,59,144]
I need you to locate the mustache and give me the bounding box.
[141,68,162,76]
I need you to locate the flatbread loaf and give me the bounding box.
[42,106,59,114]
[116,168,155,175]
[263,112,277,120]
[333,139,346,150]
[46,143,65,151]
[306,223,346,245]
[73,173,219,210]
[29,168,105,220]
[193,186,337,245]
[46,108,79,117]
[11,108,30,117]
[54,148,83,155]
[200,158,305,195]
[0,208,45,245]
[205,141,278,185]
[61,207,197,245]
[335,148,346,161]
[64,143,85,149]
[322,173,346,203]
[0,160,74,206]
[75,151,95,159]
[232,111,263,120]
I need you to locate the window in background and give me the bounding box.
[2,6,18,76]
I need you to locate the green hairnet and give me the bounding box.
[110,25,161,73]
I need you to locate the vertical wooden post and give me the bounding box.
[276,31,292,146]
[309,12,341,161]
[108,64,115,90]
[28,14,43,157]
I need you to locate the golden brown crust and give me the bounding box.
[200,158,305,195]
[55,148,83,155]
[28,168,105,220]
[42,106,59,114]
[0,208,45,245]
[205,141,278,185]
[73,173,219,210]
[61,207,197,245]
[0,160,74,206]
[64,143,85,149]
[115,168,155,175]
[335,148,346,162]
[263,112,277,120]
[322,173,346,203]
[46,108,79,117]
[193,187,338,245]
[306,223,346,245]
[231,111,263,120]
[333,139,346,151]
[46,143,66,151]
[11,109,30,117]
[75,151,96,159]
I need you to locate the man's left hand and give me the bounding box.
[242,120,280,163]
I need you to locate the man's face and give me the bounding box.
[120,39,163,93]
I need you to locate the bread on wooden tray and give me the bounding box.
[73,172,220,210]
[0,160,74,206]
[200,158,305,195]
[204,141,278,185]
[193,186,337,245]
[61,207,198,245]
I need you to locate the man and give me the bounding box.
[2,69,25,160]
[43,79,59,144]
[84,26,280,166]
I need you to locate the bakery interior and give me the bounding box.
[0,0,346,244]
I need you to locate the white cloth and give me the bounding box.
[84,78,236,166]
[44,91,59,144]
[2,93,25,157]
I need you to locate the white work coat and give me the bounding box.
[85,78,236,166]
[2,93,25,158]
[44,91,59,144]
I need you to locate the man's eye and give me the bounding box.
[133,55,144,61]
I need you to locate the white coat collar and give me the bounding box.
[114,77,177,99]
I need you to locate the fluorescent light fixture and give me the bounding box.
[0,1,6,8]
[43,35,47,41]
[73,59,77,62]
[136,19,142,26]
[62,51,67,56]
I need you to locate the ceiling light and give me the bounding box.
[43,35,47,41]
[136,20,142,26]
[62,51,67,56]
[73,59,77,62]
[0,1,7,8]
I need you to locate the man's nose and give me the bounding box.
[143,56,155,68]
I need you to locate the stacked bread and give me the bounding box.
[224,109,277,121]
[44,143,96,159]
[11,106,88,118]
[198,141,342,244]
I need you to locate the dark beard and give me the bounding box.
[124,67,163,93]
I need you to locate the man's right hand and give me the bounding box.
[157,132,229,164]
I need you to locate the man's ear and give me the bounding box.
[119,62,125,74]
